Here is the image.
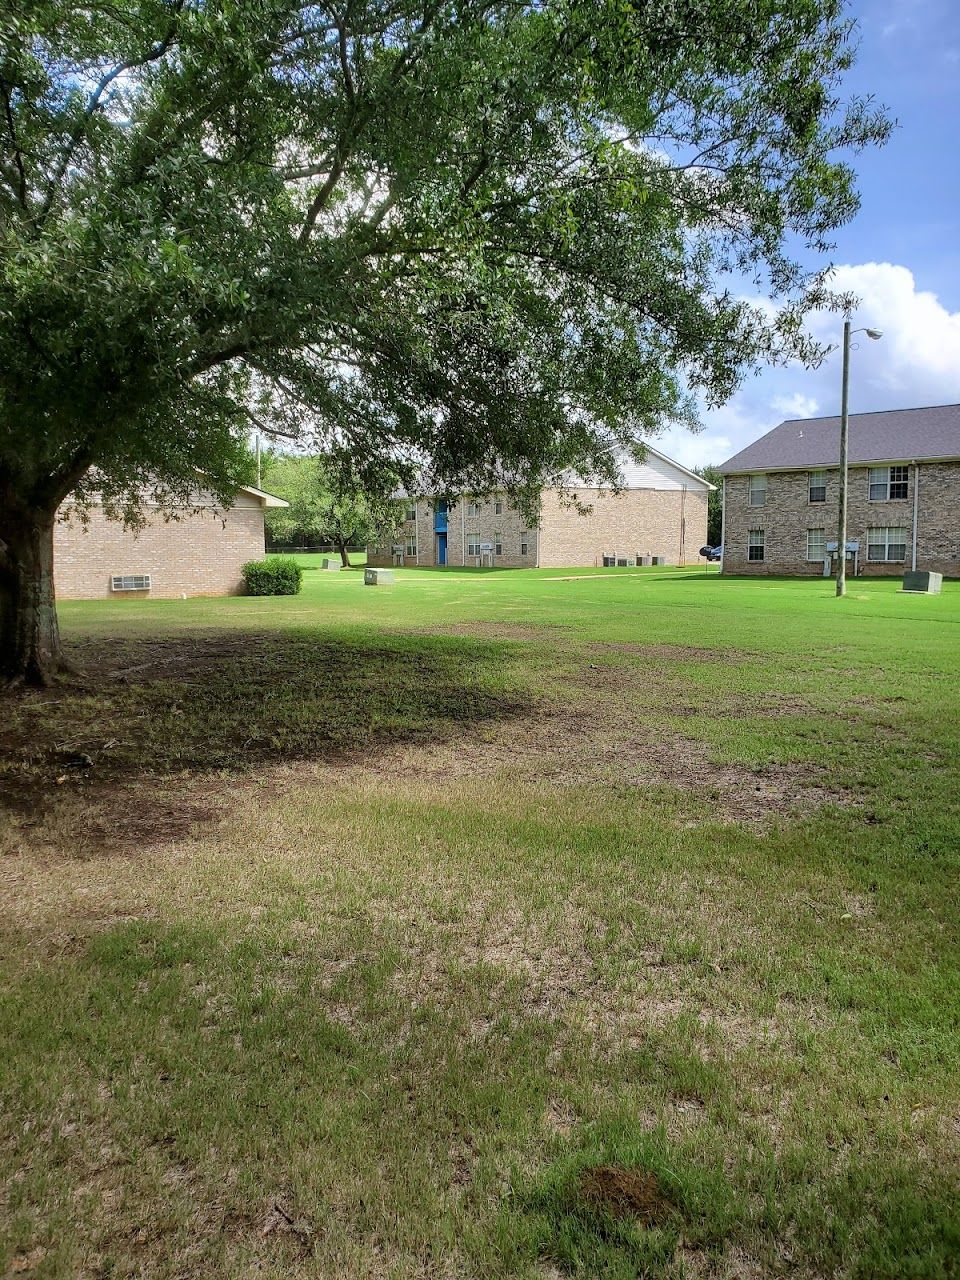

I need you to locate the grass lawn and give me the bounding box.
[1,564,958,1278]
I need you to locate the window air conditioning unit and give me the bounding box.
[111,574,151,592]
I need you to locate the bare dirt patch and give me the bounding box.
[14,782,221,858]
[577,1165,676,1225]
[409,620,573,642]
[362,686,850,829]
[587,641,747,663]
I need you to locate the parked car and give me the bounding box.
[699,544,723,562]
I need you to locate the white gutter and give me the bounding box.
[911,461,919,571]
[719,476,726,573]
[460,496,465,567]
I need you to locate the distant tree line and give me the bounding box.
[695,466,724,547]
[261,453,403,566]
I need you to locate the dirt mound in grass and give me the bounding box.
[577,1166,676,1225]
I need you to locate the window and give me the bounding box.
[111,574,151,591]
[806,528,826,561]
[867,527,907,562]
[466,533,481,556]
[748,529,765,562]
[494,499,503,515]
[467,499,481,517]
[520,534,529,556]
[748,474,767,507]
[405,536,417,557]
[808,470,827,503]
[889,465,909,500]
[494,532,503,555]
[869,465,909,502]
[405,504,417,522]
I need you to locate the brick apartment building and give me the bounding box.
[719,403,960,577]
[54,483,287,599]
[368,446,712,569]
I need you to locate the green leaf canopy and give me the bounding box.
[0,0,888,517]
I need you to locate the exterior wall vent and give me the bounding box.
[110,574,151,592]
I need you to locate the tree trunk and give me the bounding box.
[0,508,67,686]
[337,537,350,568]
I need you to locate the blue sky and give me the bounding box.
[658,0,960,470]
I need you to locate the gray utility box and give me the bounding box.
[321,558,341,571]
[639,555,653,566]
[652,555,666,566]
[364,568,395,586]
[903,570,943,594]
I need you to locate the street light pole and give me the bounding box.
[834,322,882,599]
[835,318,851,598]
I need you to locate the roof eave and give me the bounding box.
[721,452,960,475]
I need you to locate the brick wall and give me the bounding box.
[915,463,960,576]
[537,487,707,568]
[369,486,708,568]
[54,498,266,599]
[722,462,960,577]
[369,494,539,568]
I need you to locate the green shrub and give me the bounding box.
[241,556,303,596]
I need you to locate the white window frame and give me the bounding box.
[405,504,417,522]
[405,536,417,557]
[466,533,481,556]
[806,528,826,561]
[748,474,767,507]
[494,499,503,515]
[867,527,907,562]
[808,471,827,503]
[493,531,503,555]
[520,535,529,557]
[467,500,481,518]
[747,529,765,562]
[869,465,909,502]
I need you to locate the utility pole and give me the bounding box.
[834,322,882,598]
[836,318,851,598]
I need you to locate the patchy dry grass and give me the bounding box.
[1,567,959,1278]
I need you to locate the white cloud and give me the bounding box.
[772,392,820,419]
[658,262,960,471]
[808,262,960,401]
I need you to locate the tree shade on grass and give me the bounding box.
[0,1,889,681]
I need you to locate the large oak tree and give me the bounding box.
[0,0,887,682]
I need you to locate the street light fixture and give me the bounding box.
[835,319,883,598]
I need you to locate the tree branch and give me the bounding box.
[39,3,185,221]
[0,80,28,209]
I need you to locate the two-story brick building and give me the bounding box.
[719,403,960,578]
[367,446,712,569]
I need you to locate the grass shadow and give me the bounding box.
[0,629,531,843]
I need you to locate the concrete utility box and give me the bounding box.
[639,555,652,566]
[652,555,666,566]
[364,568,395,586]
[321,558,341,571]
[903,570,943,594]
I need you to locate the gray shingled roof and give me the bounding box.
[719,403,960,474]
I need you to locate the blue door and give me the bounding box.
[437,532,447,565]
